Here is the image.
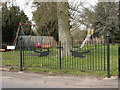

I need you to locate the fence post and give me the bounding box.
[59,41,62,71]
[118,46,120,78]
[106,33,110,78]
[20,36,23,71]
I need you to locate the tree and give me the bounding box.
[32,2,72,56]
[2,3,33,43]
[0,4,2,44]
[69,1,119,40]
[71,2,119,40]
[32,2,58,41]
[69,1,85,30]
[93,2,119,40]
[57,2,72,56]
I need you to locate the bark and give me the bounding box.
[57,2,72,56]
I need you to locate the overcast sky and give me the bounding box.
[15,0,34,21]
[14,0,98,21]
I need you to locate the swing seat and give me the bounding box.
[41,45,51,49]
[36,43,51,49]
[70,50,90,58]
[36,43,42,48]
[0,49,6,52]
[34,50,50,57]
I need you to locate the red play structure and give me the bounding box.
[35,25,51,49]
[36,42,51,49]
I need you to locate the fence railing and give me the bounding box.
[22,40,108,71]
[1,38,119,78]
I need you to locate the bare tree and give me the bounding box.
[69,1,95,30]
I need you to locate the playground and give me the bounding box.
[1,2,120,89]
[1,39,119,77]
[1,22,119,77]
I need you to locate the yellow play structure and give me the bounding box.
[80,29,94,48]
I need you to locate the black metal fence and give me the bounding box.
[1,37,119,78]
[22,38,109,71]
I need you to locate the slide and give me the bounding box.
[80,34,91,48]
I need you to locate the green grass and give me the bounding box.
[1,50,20,66]
[1,44,119,77]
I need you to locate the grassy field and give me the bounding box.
[1,43,119,77]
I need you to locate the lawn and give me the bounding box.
[1,43,119,77]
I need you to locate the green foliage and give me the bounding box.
[2,3,33,43]
[32,2,58,41]
[82,2,119,40]
[93,2,119,40]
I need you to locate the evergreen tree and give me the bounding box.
[77,2,119,40]
[2,3,33,43]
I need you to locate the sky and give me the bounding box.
[15,0,98,21]
[15,0,34,21]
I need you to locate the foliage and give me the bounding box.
[32,2,58,41]
[69,2,119,40]
[32,2,72,42]
[84,2,119,39]
[2,3,33,43]
[92,2,119,40]
[0,5,2,43]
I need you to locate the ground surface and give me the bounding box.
[1,71,118,88]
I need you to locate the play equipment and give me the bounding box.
[70,50,90,58]
[31,25,52,57]
[12,22,36,51]
[69,29,94,58]
[80,29,94,48]
[35,25,52,49]
[0,49,6,52]
[36,42,51,49]
[0,44,7,52]
[33,50,50,57]
[11,22,23,52]
[7,46,15,50]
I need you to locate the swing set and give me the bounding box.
[10,21,94,58]
[70,29,95,58]
[35,25,52,49]
[11,22,36,51]
[10,21,53,57]
[33,25,52,56]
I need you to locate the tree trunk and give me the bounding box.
[57,2,72,56]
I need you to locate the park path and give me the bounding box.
[1,71,118,88]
